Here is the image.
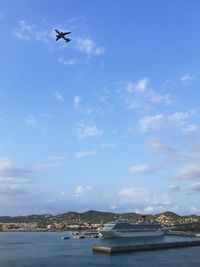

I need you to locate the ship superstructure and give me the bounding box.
[98,220,164,238]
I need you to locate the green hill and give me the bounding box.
[0,210,200,226]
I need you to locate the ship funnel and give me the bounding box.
[141,215,146,223]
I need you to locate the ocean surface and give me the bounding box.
[0,232,200,267]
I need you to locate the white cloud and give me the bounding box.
[118,187,147,200]
[73,99,93,115]
[138,114,166,133]
[25,115,37,127]
[190,206,200,213]
[73,88,112,115]
[13,20,33,41]
[189,183,200,192]
[110,204,116,210]
[168,184,181,192]
[75,150,96,159]
[149,204,168,213]
[35,28,54,44]
[40,113,53,119]
[150,193,172,206]
[143,205,170,214]
[75,37,105,55]
[73,96,81,109]
[181,73,194,81]
[0,158,12,173]
[13,21,55,46]
[12,21,72,52]
[94,87,111,103]
[54,91,64,102]
[125,78,171,110]
[127,78,149,92]
[35,162,61,171]
[168,109,195,122]
[182,124,198,133]
[0,157,33,197]
[148,138,175,154]
[76,123,102,138]
[125,193,173,214]
[129,164,151,174]
[58,57,77,65]
[48,155,65,161]
[145,90,171,105]
[0,177,31,195]
[177,164,200,180]
[13,19,106,58]
[147,138,183,164]
[57,184,94,200]
[188,139,200,157]
[137,110,195,133]
[0,157,32,178]
[98,143,115,148]
[74,185,93,197]
[144,206,155,214]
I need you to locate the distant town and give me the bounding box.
[0,210,200,232]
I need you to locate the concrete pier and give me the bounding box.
[93,239,200,254]
[166,231,196,237]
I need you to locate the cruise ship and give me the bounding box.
[98,220,165,238]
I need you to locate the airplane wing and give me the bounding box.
[63,31,71,36]
[56,36,61,41]
[55,29,60,34]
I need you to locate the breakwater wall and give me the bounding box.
[93,239,200,254]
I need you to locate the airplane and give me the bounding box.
[55,29,71,43]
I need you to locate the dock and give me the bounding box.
[93,239,200,254]
[165,231,196,237]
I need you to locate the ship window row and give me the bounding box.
[113,224,160,230]
[115,229,161,232]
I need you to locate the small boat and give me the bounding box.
[61,236,70,240]
[72,232,85,239]
[72,231,99,239]
[83,232,99,238]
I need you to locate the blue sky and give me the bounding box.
[1,0,200,216]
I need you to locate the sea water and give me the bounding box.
[0,232,200,267]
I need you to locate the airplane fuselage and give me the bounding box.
[57,32,65,38]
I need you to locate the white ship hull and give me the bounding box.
[99,230,164,238]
